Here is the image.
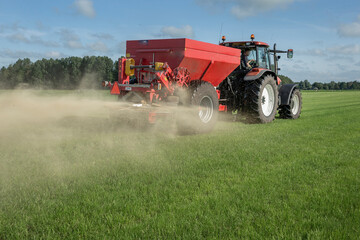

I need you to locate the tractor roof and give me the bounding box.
[220,41,269,48]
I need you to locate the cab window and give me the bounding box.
[240,48,257,69]
[257,47,270,69]
[248,49,257,62]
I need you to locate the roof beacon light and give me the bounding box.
[250,34,255,41]
[222,35,226,43]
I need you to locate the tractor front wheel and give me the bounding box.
[279,88,302,119]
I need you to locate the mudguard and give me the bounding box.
[279,84,298,105]
[244,69,279,84]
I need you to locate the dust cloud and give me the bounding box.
[0,90,204,191]
[0,91,107,132]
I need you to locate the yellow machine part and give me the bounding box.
[154,62,164,71]
[125,58,135,76]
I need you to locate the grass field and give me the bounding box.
[0,90,359,239]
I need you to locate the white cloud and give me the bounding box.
[45,51,64,58]
[59,29,83,49]
[337,14,360,37]
[117,41,126,54]
[6,31,59,47]
[68,40,83,49]
[1,24,59,47]
[297,44,360,58]
[231,5,255,19]
[338,21,360,37]
[89,41,108,53]
[296,48,327,57]
[312,49,326,56]
[74,0,95,18]
[327,44,360,55]
[160,25,194,38]
[0,49,41,59]
[8,32,28,42]
[92,33,114,40]
[197,0,295,19]
[0,49,66,63]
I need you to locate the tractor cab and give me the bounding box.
[220,34,293,75]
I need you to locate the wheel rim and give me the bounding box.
[199,96,214,123]
[261,84,275,117]
[290,94,300,115]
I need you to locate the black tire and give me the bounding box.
[243,75,279,123]
[177,81,219,134]
[279,88,302,119]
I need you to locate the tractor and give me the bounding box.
[103,35,301,133]
[218,34,302,123]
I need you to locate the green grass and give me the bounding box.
[0,90,359,239]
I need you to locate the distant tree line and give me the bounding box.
[0,58,359,90]
[278,75,360,90]
[0,57,119,89]
[297,79,360,90]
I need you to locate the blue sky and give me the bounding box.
[0,0,359,83]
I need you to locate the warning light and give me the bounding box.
[251,34,255,41]
[222,36,226,42]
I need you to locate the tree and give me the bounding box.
[30,61,45,87]
[353,81,360,90]
[0,66,10,89]
[312,82,324,90]
[298,81,304,90]
[329,81,336,90]
[339,82,347,90]
[113,59,119,82]
[278,74,293,84]
[304,79,311,90]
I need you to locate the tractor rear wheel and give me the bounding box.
[279,88,302,119]
[177,81,219,134]
[244,75,278,123]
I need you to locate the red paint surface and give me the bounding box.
[126,38,241,87]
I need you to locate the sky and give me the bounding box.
[0,0,359,83]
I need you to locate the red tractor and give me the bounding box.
[218,34,302,123]
[103,35,301,133]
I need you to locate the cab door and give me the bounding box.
[257,46,270,70]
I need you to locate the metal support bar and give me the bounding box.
[200,60,214,81]
[269,50,287,53]
[118,83,151,88]
[130,65,154,69]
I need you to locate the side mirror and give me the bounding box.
[287,49,293,58]
[277,56,281,60]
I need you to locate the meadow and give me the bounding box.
[0,90,359,239]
